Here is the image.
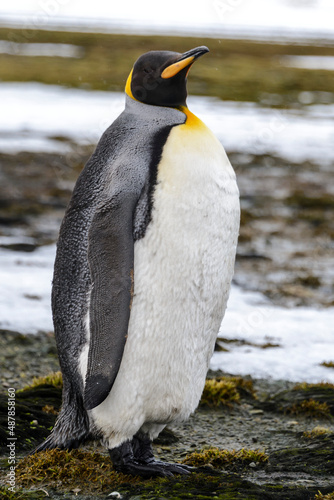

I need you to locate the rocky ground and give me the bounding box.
[234,153,334,309]
[0,146,333,498]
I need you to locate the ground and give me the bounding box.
[0,357,334,499]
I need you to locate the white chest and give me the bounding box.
[154,117,239,246]
[138,119,240,347]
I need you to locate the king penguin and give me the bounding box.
[35,46,240,477]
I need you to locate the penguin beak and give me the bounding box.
[161,46,209,79]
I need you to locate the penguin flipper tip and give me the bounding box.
[84,374,112,410]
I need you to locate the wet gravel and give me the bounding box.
[0,330,59,391]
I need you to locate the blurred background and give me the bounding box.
[0,0,333,386]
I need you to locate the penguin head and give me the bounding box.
[125,46,209,108]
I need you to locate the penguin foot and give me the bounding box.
[108,436,192,478]
[132,434,192,475]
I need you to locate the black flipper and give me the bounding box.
[84,193,137,410]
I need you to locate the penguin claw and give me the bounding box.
[148,459,192,475]
[116,460,190,478]
[115,460,174,478]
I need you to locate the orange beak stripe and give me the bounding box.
[161,55,195,79]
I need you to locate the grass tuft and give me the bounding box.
[182,447,268,469]
[287,399,331,419]
[321,361,334,369]
[314,492,334,499]
[201,379,240,408]
[200,376,255,408]
[18,371,63,392]
[303,426,333,439]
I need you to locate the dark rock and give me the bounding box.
[265,383,334,416]
[268,437,334,475]
[0,243,38,252]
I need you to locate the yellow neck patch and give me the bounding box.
[125,69,137,100]
[178,105,207,130]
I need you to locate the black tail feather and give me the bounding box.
[33,389,91,454]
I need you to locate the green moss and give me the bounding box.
[126,472,269,500]
[287,398,331,419]
[270,440,334,476]
[16,451,252,498]
[182,447,268,469]
[18,371,63,392]
[200,376,255,408]
[16,449,140,493]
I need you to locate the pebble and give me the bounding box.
[249,409,264,415]
[295,479,316,485]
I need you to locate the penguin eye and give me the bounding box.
[143,68,151,74]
